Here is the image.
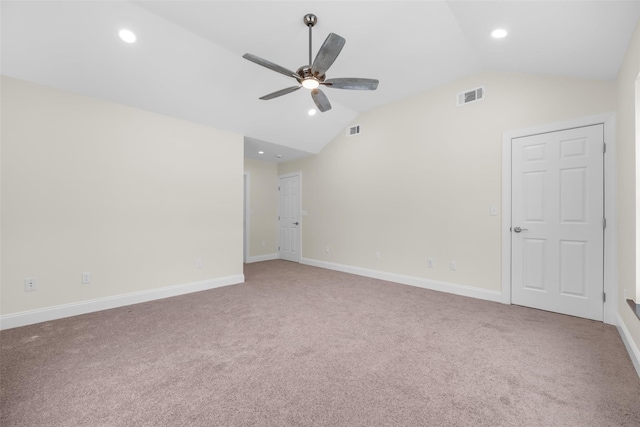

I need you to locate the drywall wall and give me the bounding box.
[244,158,278,261]
[1,77,244,319]
[617,21,640,354]
[279,72,615,293]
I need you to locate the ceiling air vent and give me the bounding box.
[457,86,485,106]
[346,124,361,137]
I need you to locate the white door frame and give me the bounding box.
[501,113,617,325]
[243,171,250,263]
[278,171,302,262]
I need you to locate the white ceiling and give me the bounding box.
[2,1,639,162]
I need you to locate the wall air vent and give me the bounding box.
[457,86,485,106]
[346,124,361,137]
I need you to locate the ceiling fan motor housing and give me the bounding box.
[296,66,325,83]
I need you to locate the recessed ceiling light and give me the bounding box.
[308,109,317,116]
[119,29,137,44]
[491,29,508,39]
[258,151,264,155]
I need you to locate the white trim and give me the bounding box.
[246,253,278,263]
[603,114,618,325]
[301,258,502,303]
[636,77,640,303]
[278,171,302,263]
[243,171,250,263]
[617,313,640,378]
[501,113,617,324]
[501,129,513,305]
[0,274,244,330]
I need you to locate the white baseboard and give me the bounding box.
[616,313,640,378]
[0,274,245,330]
[300,258,502,303]
[246,253,278,263]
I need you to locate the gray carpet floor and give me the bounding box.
[1,260,639,426]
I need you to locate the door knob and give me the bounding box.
[513,226,528,233]
[293,222,299,225]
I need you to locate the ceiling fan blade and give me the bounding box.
[242,53,298,79]
[311,89,332,112]
[259,86,301,100]
[311,33,346,76]
[323,78,379,90]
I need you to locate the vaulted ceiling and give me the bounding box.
[2,1,639,162]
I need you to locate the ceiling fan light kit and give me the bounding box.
[242,13,379,113]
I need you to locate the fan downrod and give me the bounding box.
[303,14,317,27]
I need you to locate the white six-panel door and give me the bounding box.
[511,125,604,321]
[278,174,301,262]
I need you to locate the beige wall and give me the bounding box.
[1,77,244,316]
[617,21,640,350]
[279,72,615,292]
[244,158,278,260]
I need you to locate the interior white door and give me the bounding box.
[511,124,604,321]
[278,174,301,262]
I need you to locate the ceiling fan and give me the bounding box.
[242,13,379,113]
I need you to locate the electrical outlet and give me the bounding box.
[325,246,330,254]
[427,258,434,269]
[490,205,498,216]
[82,272,91,284]
[261,241,266,247]
[196,258,203,269]
[24,277,38,292]
[375,251,381,260]
[450,261,457,271]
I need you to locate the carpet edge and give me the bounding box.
[246,253,279,263]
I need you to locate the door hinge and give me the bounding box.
[278,186,280,191]
[603,143,607,154]
[603,292,606,302]
[602,218,607,229]
[278,216,280,221]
